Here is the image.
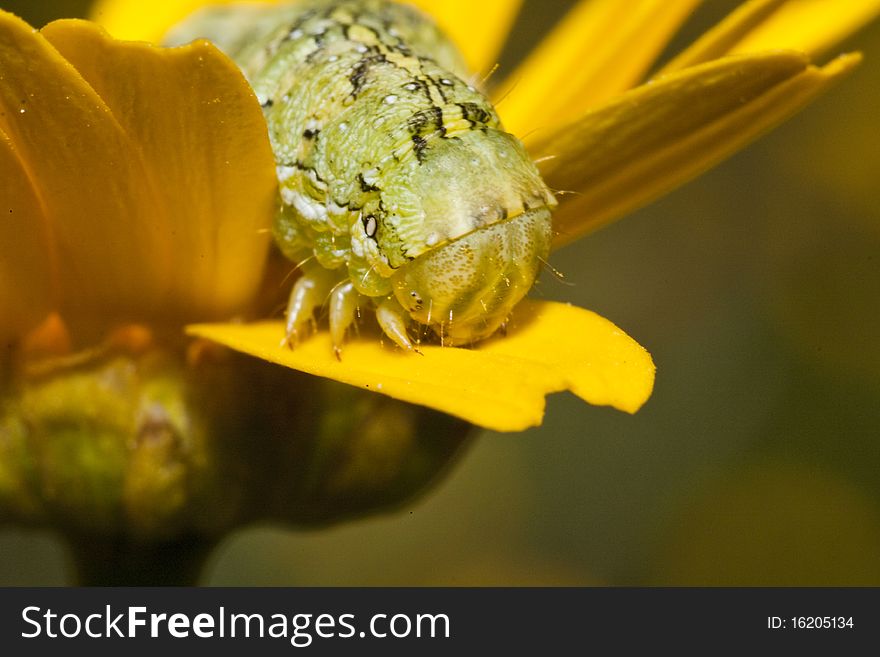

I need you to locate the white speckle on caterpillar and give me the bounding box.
[277,165,297,182]
[328,200,349,216]
[351,233,365,258]
[288,191,329,223]
[306,169,326,190]
[362,168,380,187]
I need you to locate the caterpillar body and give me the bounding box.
[170,0,556,354]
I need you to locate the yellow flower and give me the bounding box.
[3,0,878,433]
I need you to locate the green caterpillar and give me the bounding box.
[170,0,556,355]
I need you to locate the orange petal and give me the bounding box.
[497,0,701,141]
[187,300,655,432]
[532,51,860,249]
[664,0,880,72]
[0,11,275,340]
[0,127,55,341]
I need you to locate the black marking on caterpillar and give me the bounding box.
[456,101,493,129]
[408,106,446,138]
[348,51,390,97]
[362,214,378,238]
[357,172,381,192]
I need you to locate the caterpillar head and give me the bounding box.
[390,205,553,345]
[376,129,556,345]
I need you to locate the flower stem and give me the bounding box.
[65,534,217,586]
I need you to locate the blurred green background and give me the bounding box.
[1,0,879,585]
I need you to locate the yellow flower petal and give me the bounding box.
[407,0,523,74]
[533,51,860,249]
[187,300,655,432]
[733,0,880,58]
[90,0,519,74]
[0,11,157,337]
[662,0,788,72]
[0,128,55,341]
[477,301,655,416]
[42,19,276,328]
[0,11,275,340]
[496,0,700,140]
[665,0,880,72]
[90,0,243,43]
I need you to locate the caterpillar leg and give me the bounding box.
[328,281,360,360]
[375,296,416,352]
[282,268,337,348]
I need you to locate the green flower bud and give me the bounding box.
[0,343,472,584]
